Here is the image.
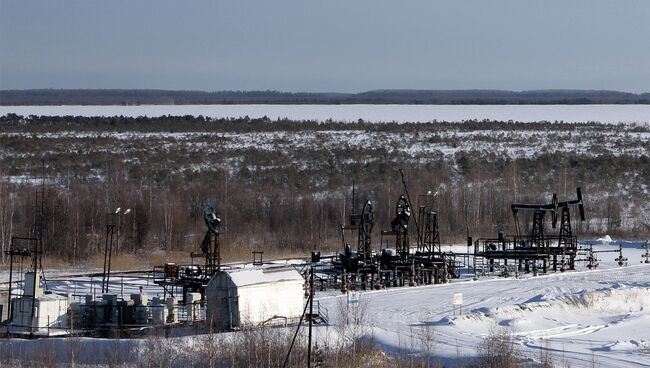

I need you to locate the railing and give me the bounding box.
[474,235,577,256]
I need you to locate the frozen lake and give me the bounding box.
[1,104,649,124]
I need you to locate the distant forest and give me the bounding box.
[1,89,649,105]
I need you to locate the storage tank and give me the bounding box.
[185,292,202,321]
[150,297,167,325]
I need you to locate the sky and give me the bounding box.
[1,0,649,92]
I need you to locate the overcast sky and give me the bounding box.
[1,0,648,92]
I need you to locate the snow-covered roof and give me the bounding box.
[14,292,68,302]
[224,265,304,287]
[37,293,69,302]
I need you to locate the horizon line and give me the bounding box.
[2,88,649,95]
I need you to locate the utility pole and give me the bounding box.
[307,262,314,367]
[102,207,131,294]
[308,250,320,368]
[283,250,320,368]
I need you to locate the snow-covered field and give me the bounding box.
[2,104,650,124]
[2,124,648,183]
[316,241,650,367]
[3,128,646,163]
[2,240,649,366]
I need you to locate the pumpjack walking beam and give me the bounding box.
[511,193,558,248]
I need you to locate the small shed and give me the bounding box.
[0,290,8,322]
[11,293,69,335]
[9,273,69,336]
[206,265,305,330]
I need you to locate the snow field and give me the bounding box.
[1,241,649,367]
[2,104,650,124]
[313,243,650,367]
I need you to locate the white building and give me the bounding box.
[0,290,8,322]
[10,272,69,336]
[206,265,305,330]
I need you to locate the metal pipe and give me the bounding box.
[7,244,14,322]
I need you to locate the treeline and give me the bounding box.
[0,115,648,265]
[0,113,638,135]
[2,88,649,105]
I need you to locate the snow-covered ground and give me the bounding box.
[2,104,650,124]
[1,240,649,366]
[2,126,647,169]
[315,241,650,367]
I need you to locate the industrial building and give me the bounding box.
[206,265,305,330]
[9,273,70,336]
[0,290,8,322]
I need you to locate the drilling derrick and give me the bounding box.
[556,187,584,270]
[417,207,441,255]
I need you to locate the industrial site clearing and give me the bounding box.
[1,240,649,367]
[0,111,649,367]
